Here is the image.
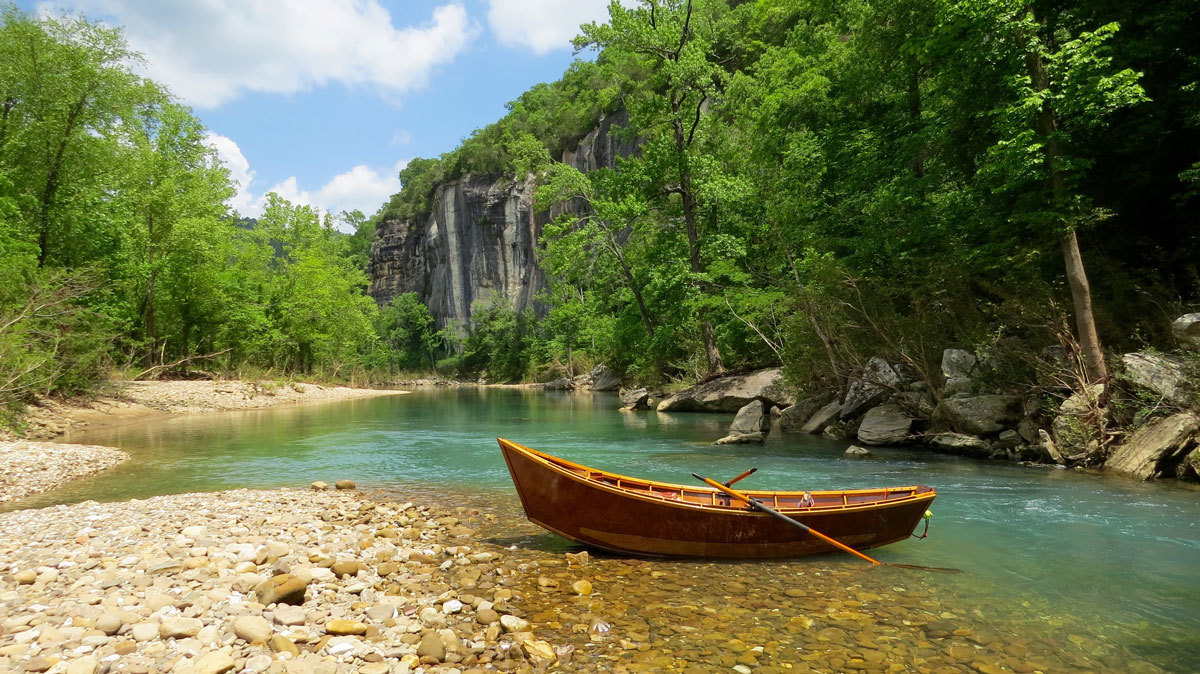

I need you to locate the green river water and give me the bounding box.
[12,388,1200,672]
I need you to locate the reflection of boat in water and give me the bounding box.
[498,438,936,559]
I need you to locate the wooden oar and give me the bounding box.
[692,473,960,574]
[724,467,757,487]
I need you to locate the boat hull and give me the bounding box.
[499,439,935,559]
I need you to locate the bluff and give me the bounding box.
[367,111,634,329]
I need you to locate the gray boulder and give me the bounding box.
[942,349,978,397]
[840,358,901,419]
[1172,313,1200,350]
[1038,429,1066,465]
[942,348,978,380]
[619,388,649,411]
[844,445,874,458]
[779,393,837,432]
[1105,412,1200,479]
[543,377,573,390]
[856,404,912,446]
[1120,352,1192,406]
[935,395,1024,436]
[715,400,768,445]
[799,401,841,435]
[657,368,793,413]
[590,365,622,392]
[928,432,991,457]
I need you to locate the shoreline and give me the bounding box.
[0,380,408,506]
[0,487,561,673]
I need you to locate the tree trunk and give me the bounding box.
[673,99,723,375]
[1024,21,1109,383]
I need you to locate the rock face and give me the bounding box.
[840,358,901,419]
[1105,412,1200,479]
[620,388,649,411]
[368,112,635,330]
[1172,313,1200,350]
[715,400,768,445]
[1121,352,1192,406]
[856,404,912,446]
[657,368,793,413]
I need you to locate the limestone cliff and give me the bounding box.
[367,111,634,329]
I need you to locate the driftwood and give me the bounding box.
[133,348,232,381]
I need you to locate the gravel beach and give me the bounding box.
[0,488,560,674]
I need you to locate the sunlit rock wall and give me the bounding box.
[367,111,635,330]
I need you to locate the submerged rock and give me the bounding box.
[844,445,874,458]
[928,432,990,457]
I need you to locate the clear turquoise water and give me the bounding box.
[16,387,1200,669]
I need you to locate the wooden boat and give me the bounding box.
[498,438,936,559]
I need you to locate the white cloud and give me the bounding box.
[43,1,479,108]
[486,0,615,54]
[204,133,403,226]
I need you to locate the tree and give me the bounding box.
[576,0,735,376]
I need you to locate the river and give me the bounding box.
[18,387,1200,672]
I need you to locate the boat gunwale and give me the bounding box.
[497,438,936,516]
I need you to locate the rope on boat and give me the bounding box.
[911,509,933,539]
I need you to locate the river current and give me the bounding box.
[19,387,1200,672]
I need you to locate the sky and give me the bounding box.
[24,0,622,226]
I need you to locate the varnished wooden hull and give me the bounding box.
[498,438,936,559]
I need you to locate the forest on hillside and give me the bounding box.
[378,0,1200,394]
[1,0,1198,428]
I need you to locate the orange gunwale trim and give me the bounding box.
[498,438,936,515]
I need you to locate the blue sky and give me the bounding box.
[24,1,619,224]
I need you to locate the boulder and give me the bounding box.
[799,401,841,435]
[839,358,901,419]
[657,368,793,413]
[1120,352,1192,406]
[715,401,768,445]
[714,432,766,445]
[844,445,874,458]
[1172,313,1200,350]
[619,388,649,411]
[589,365,622,391]
[928,432,991,457]
[1038,429,1066,465]
[935,395,1024,436]
[779,393,837,432]
[543,377,573,390]
[856,404,912,446]
[942,349,977,397]
[1105,412,1200,479]
[1051,384,1105,458]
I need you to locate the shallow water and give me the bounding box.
[20,387,1200,672]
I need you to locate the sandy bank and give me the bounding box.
[0,488,561,673]
[5,380,408,441]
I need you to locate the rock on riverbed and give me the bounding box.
[0,489,561,674]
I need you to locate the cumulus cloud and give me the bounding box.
[486,0,615,54]
[204,133,403,226]
[43,0,479,108]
